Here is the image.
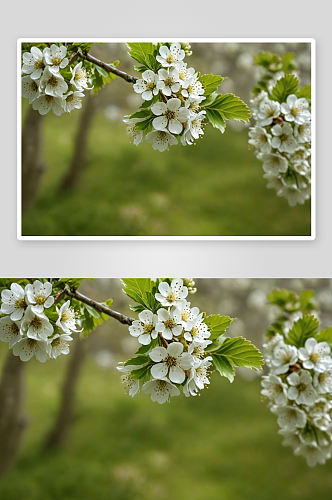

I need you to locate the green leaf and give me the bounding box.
[124,355,150,366]
[287,315,319,348]
[85,304,100,318]
[270,74,299,103]
[316,327,332,348]
[205,109,226,133]
[135,337,160,355]
[134,117,154,131]
[131,365,151,380]
[212,354,235,382]
[140,94,160,109]
[296,84,311,103]
[281,53,298,72]
[129,109,152,119]
[204,314,233,340]
[127,42,156,70]
[253,52,282,71]
[199,74,224,96]
[299,289,317,314]
[267,288,300,311]
[121,278,156,309]
[96,66,109,78]
[212,336,264,382]
[203,94,251,123]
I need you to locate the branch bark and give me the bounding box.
[78,51,138,84]
[66,289,134,325]
[0,352,28,478]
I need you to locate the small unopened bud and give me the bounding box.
[289,362,302,373]
[272,115,284,125]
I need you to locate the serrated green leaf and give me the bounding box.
[212,355,235,382]
[299,289,317,314]
[270,74,299,103]
[212,336,264,374]
[205,109,226,133]
[316,327,332,348]
[127,42,155,70]
[131,365,151,380]
[296,84,311,103]
[206,334,226,352]
[267,288,300,311]
[129,109,152,119]
[199,74,224,96]
[287,315,319,348]
[204,94,251,123]
[204,314,233,340]
[282,52,298,72]
[124,355,150,366]
[253,52,282,70]
[121,278,156,309]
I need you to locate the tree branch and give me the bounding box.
[78,52,138,84]
[66,289,134,325]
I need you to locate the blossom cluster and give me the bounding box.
[118,278,214,403]
[124,43,207,152]
[249,76,311,206]
[0,280,81,362]
[21,44,91,116]
[262,324,332,466]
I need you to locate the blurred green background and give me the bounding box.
[21,42,312,236]
[1,278,331,500]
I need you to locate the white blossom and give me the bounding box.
[155,308,183,340]
[117,363,141,397]
[22,46,45,80]
[271,122,297,154]
[183,357,212,396]
[156,43,185,68]
[298,338,332,372]
[248,126,272,153]
[294,441,329,467]
[281,94,311,124]
[129,309,158,345]
[184,315,210,343]
[188,339,212,364]
[123,116,144,146]
[277,184,308,207]
[32,94,64,116]
[181,75,205,99]
[257,153,288,175]
[21,76,41,103]
[1,283,27,321]
[145,129,177,152]
[63,91,85,113]
[133,70,160,101]
[25,280,54,314]
[142,377,180,404]
[56,300,82,333]
[149,342,193,384]
[176,300,200,328]
[12,337,49,362]
[70,62,92,90]
[287,370,317,405]
[257,98,281,126]
[294,121,311,143]
[155,279,188,307]
[271,342,298,375]
[21,306,53,341]
[151,98,189,134]
[181,111,206,145]
[39,66,68,97]
[0,317,22,348]
[43,44,68,73]
[47,333,73,359]
[261,374,288,405]
[271,404,307,431]
[314,369,332,394]
[157,68,181,96]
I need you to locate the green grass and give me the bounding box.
[22,110,311,236]
[0,346,331,500]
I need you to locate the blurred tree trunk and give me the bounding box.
[43,336,87,450]
[0,352,27,478]
[59,93,98,192]
[22,107,45,215]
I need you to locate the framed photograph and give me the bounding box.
[18,38,315,240]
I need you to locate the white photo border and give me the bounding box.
[17,37,316,241]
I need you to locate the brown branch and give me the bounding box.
[66,289,134,325]
[78,52,138,84]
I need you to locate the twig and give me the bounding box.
[66,288,134,325]
[78,52,138,84]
